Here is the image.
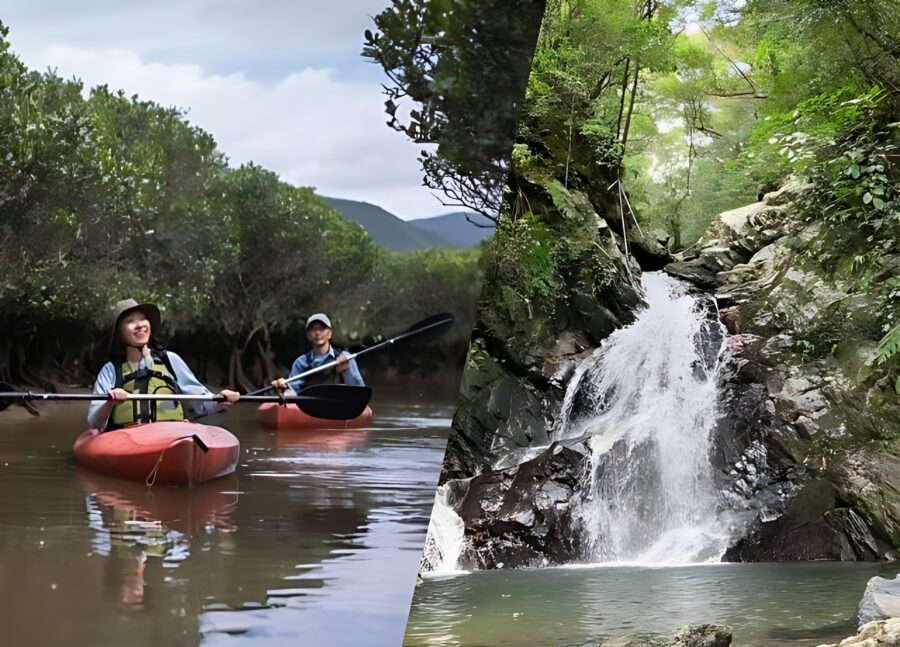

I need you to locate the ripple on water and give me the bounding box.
[404,562,898,647]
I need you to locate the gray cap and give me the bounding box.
[109,299,161,351]
[306,313,332,329]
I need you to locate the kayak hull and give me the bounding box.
[73,422,240,487]
[256,403,373,430]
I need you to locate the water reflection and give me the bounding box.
[274,428,370,454]
[80,471,239,609]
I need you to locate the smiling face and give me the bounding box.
[117,310,152,348]
[306,322,332,351]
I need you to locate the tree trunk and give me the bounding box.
[621,61,641,156]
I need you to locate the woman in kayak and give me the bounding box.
[87,299,240,431]
[271,313,364,394]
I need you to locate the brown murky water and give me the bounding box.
[0,382,453,647]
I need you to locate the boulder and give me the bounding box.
[665,259,719,288]
[815,617,900,647]
[442,343,555,481]
[598,624,732,647]
[453,444,588,569]
[859,575,900,625]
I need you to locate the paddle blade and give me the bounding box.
[292,385,372,420]
[0,383,20,412]
[397,312,455,345]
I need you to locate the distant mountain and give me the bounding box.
[411,212,494,248]
[322,196,453,252]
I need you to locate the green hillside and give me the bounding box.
[322,196,453,252]
[411,212,494,248]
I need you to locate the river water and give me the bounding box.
[0,382,453,646]
[405,562,898,646]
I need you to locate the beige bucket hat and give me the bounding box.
[109,299,161,351]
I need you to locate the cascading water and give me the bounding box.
[557,272,733,564]
[420,485,466,576]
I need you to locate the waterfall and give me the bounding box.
[420,485,466,575]
[557,272,732,564]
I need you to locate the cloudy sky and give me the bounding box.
[2,1,444,220]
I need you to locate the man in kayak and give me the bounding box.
[271,313,365,394]
[87,299,240,431]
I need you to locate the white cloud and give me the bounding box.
[23,43,443,219]
[4,1,392,73]
[3,1,454,219]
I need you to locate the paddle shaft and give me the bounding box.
[250,314,453,396]
[0,391,318,403]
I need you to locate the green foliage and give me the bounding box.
[521,0,677,171]
[877,277,900,388]
[0,23,480,386]
[484,211,559,321]
[363,0,545,216]
[355,246,483,349]
[544,178,583,221]
[877,324,900,363]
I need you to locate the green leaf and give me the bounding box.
[877,323,900,364]
[863,192,873,204]
[873,197,885,210]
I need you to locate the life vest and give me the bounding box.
[302,346,345,387]
[109,350,185,429]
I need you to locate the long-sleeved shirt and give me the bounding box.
[285,345,364,393]
[87,351,221,430]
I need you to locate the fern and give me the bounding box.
[877,323,900,364]
[544,178,582,221]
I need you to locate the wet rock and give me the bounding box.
[598,624,732,647]
[453,445,587,570]
[720,307,741,335]
[723,479,894,561]
[441,341,556,481]
[859,574,900,625]
[668,625,732,647]
[625,227,673,271]
[446,172,900,570]
[832,451,900,556]
[665,259,719,288]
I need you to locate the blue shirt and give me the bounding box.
[88,351,221,430]
[286,345,364,392]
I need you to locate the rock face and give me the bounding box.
[859,575,900,625]
[452,444,588,569]
[670,178,900,562]
[431,174,899,573]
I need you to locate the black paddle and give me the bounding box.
[249,312,455,396]
[0,383,372,421]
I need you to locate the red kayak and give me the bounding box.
[73,421,240,487]
[257,403,373,430]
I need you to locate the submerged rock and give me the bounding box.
[598,624,732,647]
[859,575,900,625]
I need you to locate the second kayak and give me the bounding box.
[256,403,374,430]
[73,421,240,487]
